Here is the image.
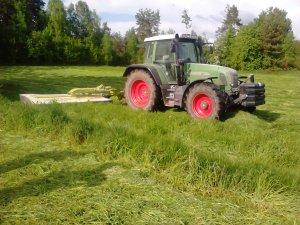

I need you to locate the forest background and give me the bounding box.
[0,0,300,70]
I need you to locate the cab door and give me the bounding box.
[154,40,177,84]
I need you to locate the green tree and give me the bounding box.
[65,1,102,63]
[256,7,295,68]
[230,23,263,70]
[214,4,242,66]
[197,35,213,64]
[111,32,126,65]
[47,0,66,38]
[66,3,80,37]
[101,32,113,65]
[26,0,46,31]
[181,9,192,32]
[214,27,236,66]
[86,10,102,63]
[64,36,88,64]
[27,0,66,64]
[135,8,160,41]
[74,1,93,38]
[0,0,45,64]
[102,21,111,34]
[27,0,107,65]
[45,0,66,62]
[27,28,55,63]
[215,6,295,70]
[0,0,16,63]
[125,28,139,64]
[10,0,27,63]
[293,40,300,69]
[216,4,242,36]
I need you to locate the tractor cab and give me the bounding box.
[143,34,199,85]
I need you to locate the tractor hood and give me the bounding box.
[185,63,239,88]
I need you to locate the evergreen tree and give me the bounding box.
[181,9,192,32]
[256,7,295,68]
[135,8,160,41]
[216,4,242,37]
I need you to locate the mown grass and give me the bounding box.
[0,66,299,224]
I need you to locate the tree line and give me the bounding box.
[213,5,298,70]
[0,0,144,65]
[0,0,299,69]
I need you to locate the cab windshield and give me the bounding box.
[179,41,198,63]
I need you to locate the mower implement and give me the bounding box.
[20,84,113,105]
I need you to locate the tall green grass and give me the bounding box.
[0,66,299,224]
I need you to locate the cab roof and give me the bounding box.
[144,33,198,42]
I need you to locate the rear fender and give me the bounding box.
[123,64,162,85]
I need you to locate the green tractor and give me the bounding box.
[123,33,265,120]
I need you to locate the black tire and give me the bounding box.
[185,83,226,120]
[124,69,161,111]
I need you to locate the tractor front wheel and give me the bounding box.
[125,69,160,111]
[185,83,226,120]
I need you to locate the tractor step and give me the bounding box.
[161,85,176,107]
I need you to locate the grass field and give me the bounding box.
[0,66,299,224]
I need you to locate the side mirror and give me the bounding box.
[171,33,180,53]
[196,39,202,49]
[170,42,176,53]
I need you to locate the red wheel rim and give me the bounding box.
[130,80,150,108]
[192,93,213,118]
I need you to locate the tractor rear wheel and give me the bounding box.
[185,83,226,120]
[125,69,160,111]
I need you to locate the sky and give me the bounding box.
[55,0,300,41]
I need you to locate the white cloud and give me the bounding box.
[106,21,136,34]
[58,0,300,40]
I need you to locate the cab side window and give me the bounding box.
[155,40,175,63]
[179,42,198,63]
[144,42,154,63]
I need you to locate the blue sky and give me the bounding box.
[46,0,300,40]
